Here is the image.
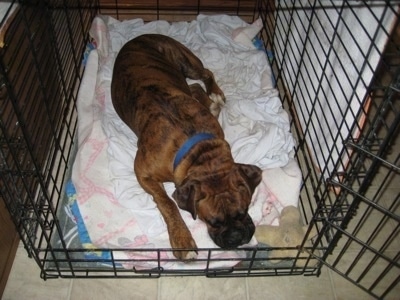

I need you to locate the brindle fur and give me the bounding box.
[111,34,262,260]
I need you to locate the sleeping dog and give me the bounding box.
[111,34,262,260]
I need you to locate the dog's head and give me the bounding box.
[172,163,262,248]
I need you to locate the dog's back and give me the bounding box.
[111,34,225,178]
[112,35,188,127]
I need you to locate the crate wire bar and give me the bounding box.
[0,1,399,299]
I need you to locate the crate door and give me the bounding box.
[266,1,400,298]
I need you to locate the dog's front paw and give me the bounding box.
[170,233,198,261]
[174,249,198,261]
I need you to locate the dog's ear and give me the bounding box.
[172,180,204,220]
[237,163,262,194]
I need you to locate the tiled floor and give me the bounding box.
[2,243,379,300]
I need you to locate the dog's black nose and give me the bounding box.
[210,216,255,248]
[218,227,253,248]
[224,230,243,248]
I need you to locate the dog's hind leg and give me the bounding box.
[163,39,226,107]
[184,65,226,110]
[189,83,222,118]
[152,34,226,115]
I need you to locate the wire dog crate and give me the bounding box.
[0,0,398,299]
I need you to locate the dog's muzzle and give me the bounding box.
[210,215,255,248]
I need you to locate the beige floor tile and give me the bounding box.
[2,247,72,300]
[333,190,399,252]
[382,188,399,250]
[247,267,334,300]
[70,277,158,300]
[331,272,378,300]
[328,250,399,300]
[159,276,247,300]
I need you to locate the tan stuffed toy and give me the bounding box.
[254,205,317,267]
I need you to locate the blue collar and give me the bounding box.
[173,133,215,170]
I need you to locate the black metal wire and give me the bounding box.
[0,1,399,298]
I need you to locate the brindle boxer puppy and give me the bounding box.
[111,34,262,260]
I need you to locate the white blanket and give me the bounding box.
[71,14,299,269]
